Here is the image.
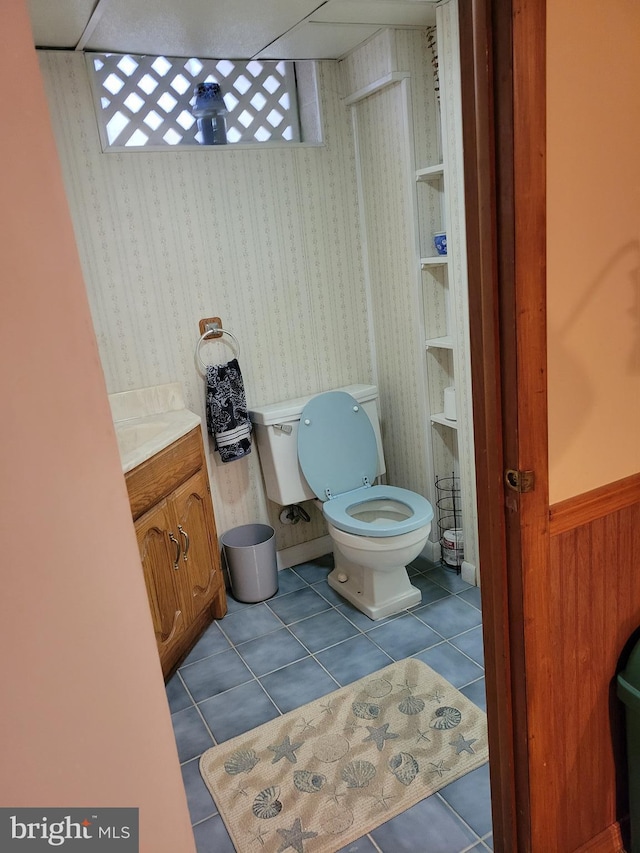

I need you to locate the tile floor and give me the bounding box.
[166,555,493,852]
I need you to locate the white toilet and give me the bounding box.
[249,385,434,620]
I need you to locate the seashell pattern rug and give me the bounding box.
[199,657,488,853]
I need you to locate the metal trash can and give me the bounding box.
[220,523,278,603]
[617,639,640,851]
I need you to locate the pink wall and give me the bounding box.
[547,0,640,503]
[0,4,196,849]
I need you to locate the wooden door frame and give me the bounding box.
[460,1,547,850]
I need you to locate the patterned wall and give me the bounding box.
[38,25,473,565]
[38,51,372,549]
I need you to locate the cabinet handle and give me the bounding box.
[178,525,190,562]
[168,532,181,569]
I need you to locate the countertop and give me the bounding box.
[109,382,202,473]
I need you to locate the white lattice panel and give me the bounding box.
[88,53,301,150]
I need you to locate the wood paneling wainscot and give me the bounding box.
[542,473,640,852]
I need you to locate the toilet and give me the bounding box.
[249,385,434,620]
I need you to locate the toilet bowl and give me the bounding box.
[249,385,434,620]
[297,391,434,619]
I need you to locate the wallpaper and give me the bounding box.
[38,51,371,549]
[38,16,478,573]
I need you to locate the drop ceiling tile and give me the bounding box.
[28,0,97,47]
[254,21,382,60]
[310,0,436,27]
[83,0,324,59]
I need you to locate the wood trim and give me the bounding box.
[572,821,626,853]
[459,2,521,851]
[550,472,640,535]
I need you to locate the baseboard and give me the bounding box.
[276,535,333,570]
[461,560,477,586]
[421,539,441,563]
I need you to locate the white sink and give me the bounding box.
[115,420,173,456]
[113,409,202,473]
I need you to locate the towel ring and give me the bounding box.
[196,325,241,373]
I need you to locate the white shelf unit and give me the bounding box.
[413,0,479,584]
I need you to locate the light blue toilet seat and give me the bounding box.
[297,391,434,538]
[323,484,434,538]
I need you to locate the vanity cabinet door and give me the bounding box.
[134,501,185,663]
[170,468,222,622]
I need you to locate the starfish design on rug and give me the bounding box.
[326,785,346,805]
[363,722,399,751]
[320,700,335,715]
[450,733,477,754]
[296,717,316,733]
[232,784,248,798]
[428,688,445,704]
[276,817,318,853]
[416,729,431,743]
[343,718,361,735]
[251,825,269,847]
[396,677,418,693]
[429,759,451,777]
[269,735,303,764]
[368,787,397,810]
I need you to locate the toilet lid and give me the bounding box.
[297,391,378,501]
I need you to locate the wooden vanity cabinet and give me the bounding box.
[126,427,227,678]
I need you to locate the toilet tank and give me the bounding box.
[249,384,386,506]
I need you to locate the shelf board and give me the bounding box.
[425,335,454,350]
[416,163,445,181]
[421,256,448,268]
[431,413,459,430]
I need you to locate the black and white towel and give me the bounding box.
[205,358,252,463]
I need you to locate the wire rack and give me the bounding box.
[435,474,463,571]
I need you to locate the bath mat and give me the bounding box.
[199,658,488,852]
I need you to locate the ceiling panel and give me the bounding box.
[254,21,382,60]
[310,0,436,27]
[83,0,325,58]
[27,0,97,47]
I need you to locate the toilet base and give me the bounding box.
[327,556,421,621]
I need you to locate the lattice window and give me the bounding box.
[88,53,301,150]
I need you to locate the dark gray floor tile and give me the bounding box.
[192,814,235,853]
[439,762,493,838]
[410,574,452,607]
[199,680,280,743]
[316,634,393,686]
[458,585,482,610]
[180,620,232,666]
[288,608,359,652]
[267,586,331,624]
[273,568,309,596]
[293,559,332,584]
[218,602,283,645]
[367,613,441,659]
[335,836,379,852]
[180,648,253,702]
[336,602,398,632]
[426,564,474,594]
[450,626,485,666]
[180,758,217,824]
[312,578,347,606]
[236,627,308,676]
[414,642,484,689]
[260,657,339,714]
[166,672,193,714]
[370,792,478,852]
[415,596,482,640]
[171,706,214,763]
[460,678,487,713]
[223,591,251,613]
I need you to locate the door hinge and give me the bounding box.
[505,469,535,493]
